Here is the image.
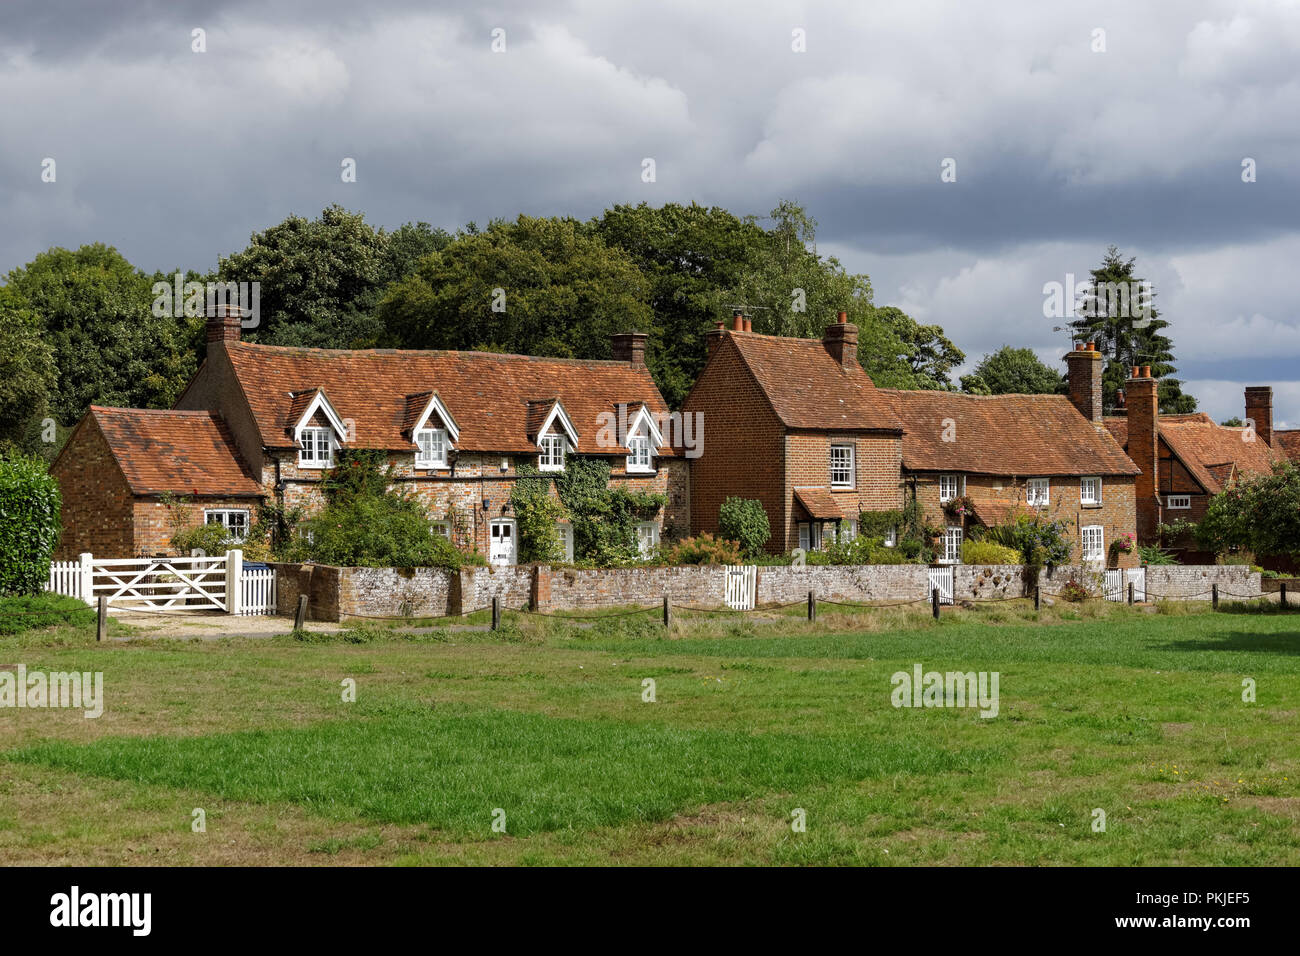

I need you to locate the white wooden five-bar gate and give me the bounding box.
[46,550,275,616]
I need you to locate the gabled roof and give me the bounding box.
[1156,413,1283,494]
[528,398,579,447]
[879,390,1139,477]
[724,332,903,432]
[287,388,348,443]
[83,407,262,497]
[220,342,672,456]
[403,391,460,443]
[623,402,665,447]
[1103,412,1286,494]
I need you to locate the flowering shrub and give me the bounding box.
[942,494,975,519]
[1059,579,1091,602]
[1111,532,1135,555]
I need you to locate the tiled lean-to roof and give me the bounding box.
[87,406,262,497]
[222,342,673,455]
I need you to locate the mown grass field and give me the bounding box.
[0,594,1297,865]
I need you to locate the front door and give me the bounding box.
[489,519,516,566]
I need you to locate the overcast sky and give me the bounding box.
[2,0,1297,424]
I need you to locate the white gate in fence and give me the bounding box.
[1104,567,1146,602]
[928,566,954,605]
[46,551,276,615]
[724,565,757,610]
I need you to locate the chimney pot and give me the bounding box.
[837,310,847,324]
[1141,365,1151,378]
[732,312,745,332]
[1065,340,1104,422]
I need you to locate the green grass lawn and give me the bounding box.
[1,598,1297,865]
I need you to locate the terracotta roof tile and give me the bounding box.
[90,407,262,497]
[222,343,673,456]
[726,333,902,432]
[1274,429,1300,462]
[879,390,1139,476]
[1157,416,1283,494]
[971,498,1016,526]
[794,487,847,520]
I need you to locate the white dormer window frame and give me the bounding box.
[536,401,580,472]
[292,390,348,470]
[539,434,567,471]
[416,427,449,469]
[623,405,663,474]
[298,426,335,469]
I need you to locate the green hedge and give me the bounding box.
[718,497,771,558]
[0,456,61,595]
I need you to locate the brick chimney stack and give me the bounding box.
[706,319,726,357]
[611,332,648,369]
[1127,365,1161,542]
[207,304,244,345]
[1065,341,1104,422]
[823,310,858,368]
[1245,386,1273,447]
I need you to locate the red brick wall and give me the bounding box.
[132,496,263,556]
[1126,376,1161,542]
[680,336,787,549]
[909,472,1138,568]
[50,416,134,559]
[783,431,903,551]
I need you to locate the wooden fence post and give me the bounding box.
[491,595,500,630]
[79,552,93,605]
[1034,586,1040,612]
[1282,583,1288,609]
[662,595,670,628]
[96,596,107,643]
[1212,584,1219,610]
[1128,581,1135,605]
[224,549,243,616]
[808,590,816,622]
[294,594,308,630]
[932,587,941,620]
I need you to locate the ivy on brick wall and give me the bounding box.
[0,455,62,595]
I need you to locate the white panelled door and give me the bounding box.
[489,520,517,566]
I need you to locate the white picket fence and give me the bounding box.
[724,565,757,610]
[239,566,277,616]
[46,551,276,615]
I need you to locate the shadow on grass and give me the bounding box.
[1158,629,1300,655]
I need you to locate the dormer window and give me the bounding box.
[299,426,334,468]
[622,404,663,474]
[627,434,652,472]
[539,434,566,471]
[416,428,448,469]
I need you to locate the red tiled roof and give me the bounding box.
[794,487,847,520]
[1157,415,1283,494]
[221,342,674,455]
[525,399,559,441]
[1104,412,1286,494]
[880,390,1139,476]
[725,333,903,432]
[89,407,262,497]
[1275,429,1300,462]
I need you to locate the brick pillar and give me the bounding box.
[1127,367,1161,543]
[1064,342,1103,421]
[530,565,551,611]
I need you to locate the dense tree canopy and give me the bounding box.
[1196,462,1300,557]
[961,345,1065,395]
[4,244,197,428]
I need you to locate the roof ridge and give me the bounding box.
[227,341,637,367]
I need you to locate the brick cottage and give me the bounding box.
[684,315,1141,566]
[51,308,687,561]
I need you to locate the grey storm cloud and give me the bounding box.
[1,0,1297,423]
